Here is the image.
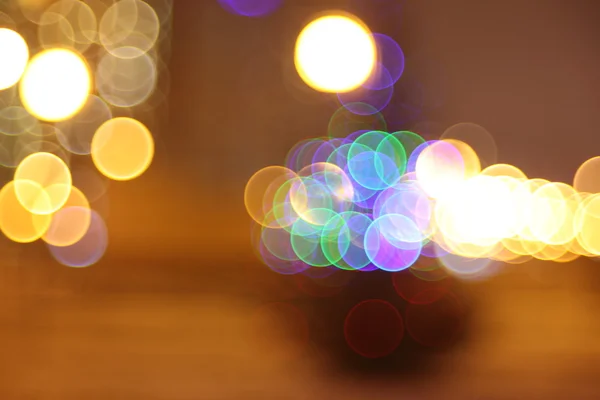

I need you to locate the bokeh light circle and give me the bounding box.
[364,214,423,272]
[0,28,29,91]
[42,186,91,247]
[294,14,376,93]
[245,166,299,228]
[43,0,98,53]
[91,117,155,181]
[19,48,91,122]
[96,46,158,108]
[14,152,72,215]
[99,0,161,57]
[47,209,108,268]
[362,33,405,90]
[0,180,51,243]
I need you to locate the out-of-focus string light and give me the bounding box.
[19,48,91,122]
[294,14,376,93]
[0,180,52,243]
[0,0,172,268]
[14,151,72,215]
[91,117,155,181]
[246,121,600,280]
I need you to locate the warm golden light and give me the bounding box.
[0,0,171,270]
[244,166,298,228]
[19,48,91,122]
[14,152,72,215]
[0,28,29,90]
[99,0,160,56]
[416,141,467,200]
[576,194,600,255]
[0,180,51,243]
[528,182,572,245]
[294,14,376,93]
[91,117,155,181]
[480,163,527,180]
[434,176,515,251]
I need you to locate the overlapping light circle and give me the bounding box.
[0,0,172,268]
[0,28,29,91]
[247,116,600,279]
[19,48,91,122]
[294,14,377,93]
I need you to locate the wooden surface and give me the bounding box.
[1,233,600,399]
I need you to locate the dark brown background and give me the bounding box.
[1,0,600,398]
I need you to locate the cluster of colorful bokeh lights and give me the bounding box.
[246,10,600,281]
[240,7,600,357]
[247,121,600,278]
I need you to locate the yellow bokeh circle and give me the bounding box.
[244,166,299,228]
[0,28,29,91]
[576,194,600,255]
[14,152,72,215]
[19,48,91,122]
[91,117,155,181]
[294,14,376,93]
[0,180,51,243]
